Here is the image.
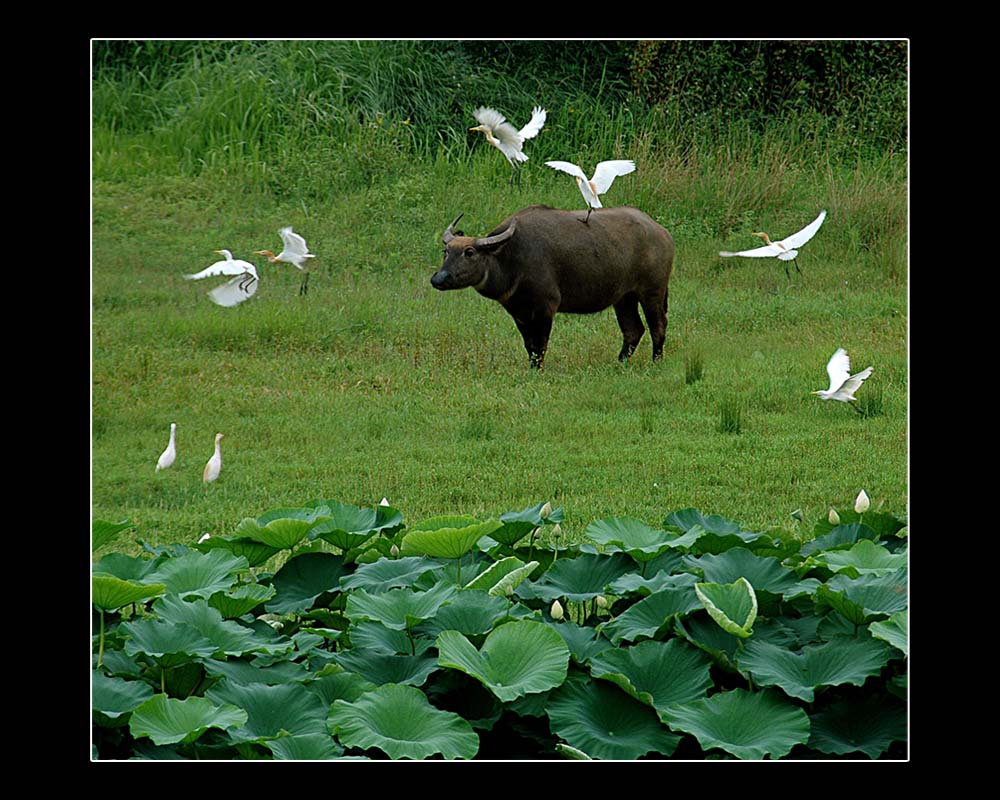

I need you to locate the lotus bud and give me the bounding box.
[198,533,211,544]
[551,523,562,538]
[390,544,400,558]
[828,508,841,525]
[595,595,609,609]
[854,489,870,514]
[550,600,564,621]
[380,497,390,506]
[540,501,553,519]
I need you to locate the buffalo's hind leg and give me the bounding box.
[613,295,646,362]
[638,289,668,361]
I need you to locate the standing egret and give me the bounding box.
[545,159,636,223]
[185,250,259,307]
[719,210,827,279]
[254,227,316,296]
[812,348,873,414]
[203,433,224,483]
[470,106,547,185]
[156,423,177,472]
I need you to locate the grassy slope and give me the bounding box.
[92,142,907,553]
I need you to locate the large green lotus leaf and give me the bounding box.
[207,680,331,741]
[201,656,306,686]
[195,535,281,568]
[93,518,133,552]
[464,556,537,595]
[121,619,218,666]
[129,694,248,746]
[417,590,511,638]
[338,556,444,593]
[437,619,569,702]
[585,517,703,562]
[333,649,440,687]
[672,614,740,672]
[819,567,908,624]
[265,552,350,615]
[92,671,155,725]
[401,517,502,559]
[552,620,615,664]
[608,555,690,596]
[329,683,479,760]
[600,578,703,645]
[870,610,908,656]
[808,694,907,759]
[144,549,250,600]
[92,575,166,612]
[589,638,714,712]
[208,582,276,618]
[93,552,163,582]
[345,581,457,630]
[684,549,799,596]
[264,732,344,760]
[736,636,895,702]
[812,509,907,541]
[661,688,810,759]
[663,509,775,554]
[154,594,274,656]
[306,670,377,707]
[695,578,758,638]
[515,552,635,603]
[800,522,879,556]
[233,515,313,551]
[348,620,418,655]
[812,539,907,578]
[546,677,681,760]
[492,501,563,547]
[307,501,397,551]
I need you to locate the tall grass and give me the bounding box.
[91,40,908,552]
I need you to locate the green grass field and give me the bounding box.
[91,41,908,555]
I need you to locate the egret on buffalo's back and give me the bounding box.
[545,159,636,223]
[812,348,873,414]
[156,423,177,472]
[185,250,259,307]
[254,227,316,295]
[470,106,546,185]
[719,210,827,279]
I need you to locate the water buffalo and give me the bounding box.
[430,205,674,368]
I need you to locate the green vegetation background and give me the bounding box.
[91,40,908,552]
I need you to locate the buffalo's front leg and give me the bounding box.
[514,315,553,369]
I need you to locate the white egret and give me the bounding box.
[719,210,827,279]
[203,433,224,483]
[155,423,177,472]
[470,106,546,185]
[812,348,873,413]
[185,250,259,307]
[255,227,316,295]
[545,160,636,223]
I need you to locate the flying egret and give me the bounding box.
[812,348,873,414]
[203,433,224,483]
[156,423,177,472]
[545,159,636,223]
[470,106,547,185]
[185,250,259,307]
[254,227,316,296]
[719,210,827,279]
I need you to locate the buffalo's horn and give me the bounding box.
[475,218,517,248]
[442,213,464,244]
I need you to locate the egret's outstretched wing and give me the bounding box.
[839,366,873,398]
[186,258,257,281]
[591,160,636,194]
[780,210,827,249]
[825,348,852,392]
[279,227,311,257]
[719,243,785,258]
[518,107,546,141]
[473,107,520,145]
[207,273,259,307]
[545,160,588,181]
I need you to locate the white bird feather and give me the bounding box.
[254,227,316,294]
[185,250,259,307]
[812,348,874,405]
[203,433,224,483]
[720,210,827,261]
[471,106,547,166]
[156,423,177,471]
[545,159,636,211]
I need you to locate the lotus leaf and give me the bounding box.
[437,619,569,702]
[207,680,331,741]
[266,552,350,615]
[208,582,276,618]
[93,518,133,552]
[585,516,702,561]
[416,589,511,638]
[516,552,634,603]
[869,610,907,656]
[264,732,344,760]
[401,517,502,559]
[813,539,907,578]
[92,575,166,612]
[338,556,443,593]
[144,549,249,600]
[329,683,479,759]
[807,695,907,759]
[333,649,440,687]
[92,671,155,725]
[600,578,703,645]
[695,577,758,638]
[129,694,248,746]
[233,515,314,550]
[345,581,457,630]
[194,534,281,567]
[589,638,713,712]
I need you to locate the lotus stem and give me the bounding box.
[98,608,105,668]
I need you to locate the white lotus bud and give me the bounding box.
[854,489,870,514]
[551,523,562,538]
[540,501,553,519]
[550,600,564,621]
[380,497,390,506]
[390,544,400,557]
[595,595,609,609]
[828,508,840,526]
[198,533,211,544]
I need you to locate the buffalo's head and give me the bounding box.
[431,213,517,291]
